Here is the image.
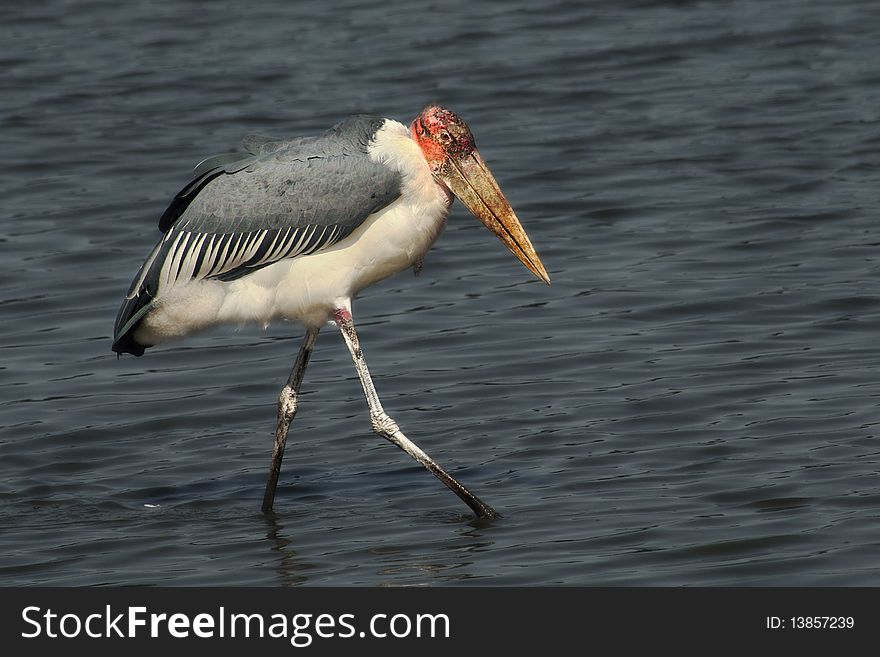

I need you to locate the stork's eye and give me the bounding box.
[437,130,452,144]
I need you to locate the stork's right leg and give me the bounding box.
[333,308,499,519]
[262,327,320,513]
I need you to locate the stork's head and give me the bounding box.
[411,105,550,285]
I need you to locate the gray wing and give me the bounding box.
[157,114,400,283]
[113,115,401,355]
[191,132,316,176]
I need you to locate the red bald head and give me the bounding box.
[410,105,477,174]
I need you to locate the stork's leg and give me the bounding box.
[262,327,320,513]
[333,308,499,519]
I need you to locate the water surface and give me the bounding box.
[2,0,880,585]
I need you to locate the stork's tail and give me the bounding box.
[112,297,154,356]
[112,239,164,357]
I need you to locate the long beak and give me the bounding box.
[441,151,551,284]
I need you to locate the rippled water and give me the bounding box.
[3,0,880,585]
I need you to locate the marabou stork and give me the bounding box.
[112,105,550,518]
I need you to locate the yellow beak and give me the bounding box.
[440,150,550,285]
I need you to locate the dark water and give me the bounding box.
[3,0,880,586]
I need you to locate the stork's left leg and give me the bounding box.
[333,308,499,519]
[262,327,320,514]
